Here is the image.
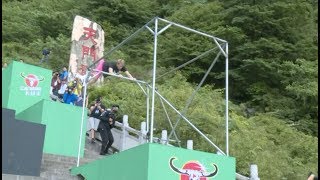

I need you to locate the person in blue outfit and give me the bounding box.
[59,66,68,84]
[63,87,78,105]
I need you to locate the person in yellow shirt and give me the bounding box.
[68,77,83,97]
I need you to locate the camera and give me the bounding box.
[67,86,73,94]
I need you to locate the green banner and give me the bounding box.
[149,144,235,180]
[2,61,51,114]
[71,143,235,179]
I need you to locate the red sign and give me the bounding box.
[169,157,218,180]
[20,73,44,96]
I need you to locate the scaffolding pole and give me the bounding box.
[225,42,229,156]
[77,71,89,167]
[168,50,222,140]
[149,17,158,143]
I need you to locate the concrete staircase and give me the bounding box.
[2,136,108,180]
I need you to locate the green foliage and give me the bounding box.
[231,114,318,179]
[85,0,159,26]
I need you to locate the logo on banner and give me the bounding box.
[169,157,218,180]
[20,73,45,96]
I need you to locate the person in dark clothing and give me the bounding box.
[40,49,51,63]
[102,59,134,79]
[51,72,61,96]
[108,104,121,122]
[98,111,116,155]
[88,59,135,85]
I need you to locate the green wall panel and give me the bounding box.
[16,100,87,157]
[2,61,51,114]
[15,100,44,124]
[3,61,87,158]
[71,143,150,180]
[71,143,236,180]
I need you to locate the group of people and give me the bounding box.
[50,59,136,156]
[50,66,84,105]
[50,69,121,155]
[50,59,135,105]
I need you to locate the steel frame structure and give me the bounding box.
[76,17,229,167]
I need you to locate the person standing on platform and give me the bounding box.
[98,111,116,155]
[88,99,105,143]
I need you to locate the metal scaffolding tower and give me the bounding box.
[77,17,229,167]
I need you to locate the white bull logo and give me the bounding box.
[20,73,44,87]
[169,157,218,180]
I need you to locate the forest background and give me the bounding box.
[2,0,318,179]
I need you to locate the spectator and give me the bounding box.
[51,72,61,96]
[2,62,8,70]
[40,48,51,63]
[68,77,82,97]
[74,67,86,85]
[57,83,68,100]
[88,99,105,143]
[75,94,88,107]
[62,86,78,105]
[59,66,68,84]
[50,72,61,101]
[89,59,135,85]
[98,111,116,155]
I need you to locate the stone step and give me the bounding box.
[2,173,82,180]
[34,136,107,179]
[40,171,83,180]
[83,135,117,157]
[2,174,44,180]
